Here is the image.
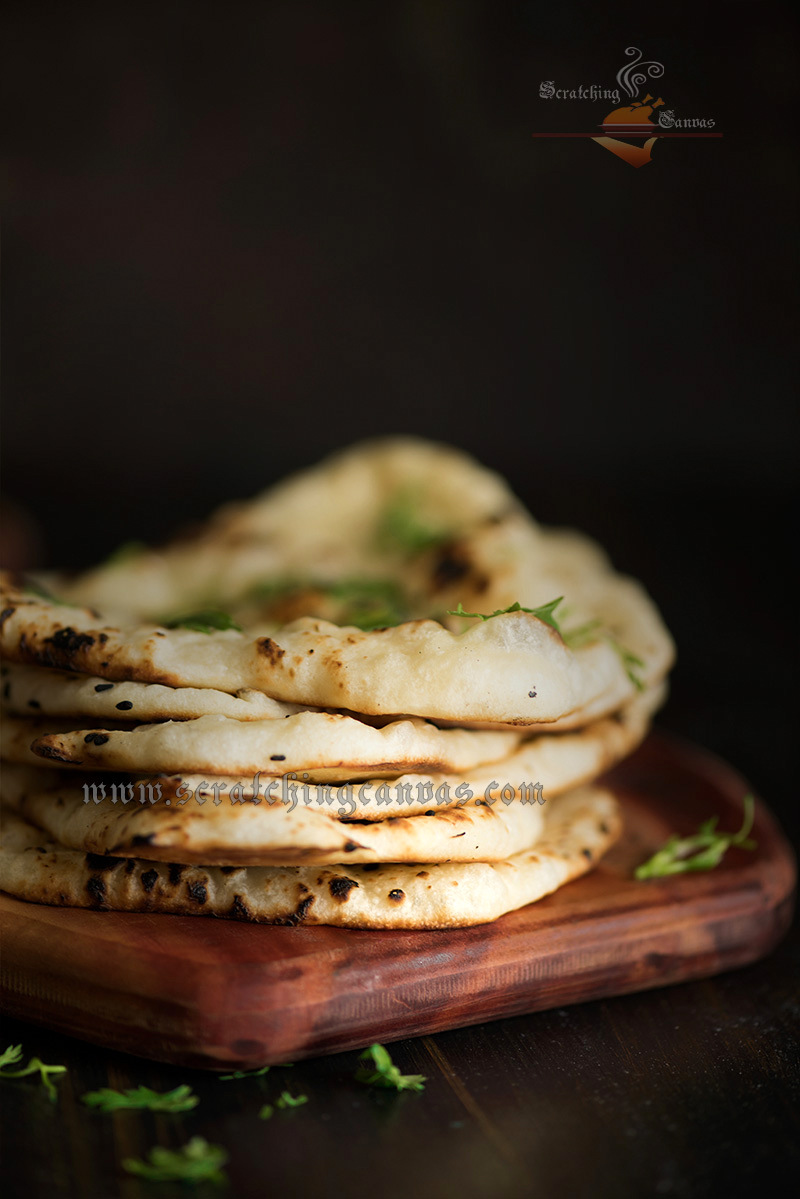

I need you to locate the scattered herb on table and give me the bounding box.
[219,1065,271,1080]
[123,1138,228,1185]
[356,1043,426,1092]
[274,1090,308,1109]
[0,1045,24,1070]
[82,1084,198,1113]
[0,1045,67,1101]
[258,1089,307,1120]
[635,795,757,879]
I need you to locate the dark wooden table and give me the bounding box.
[2,912,798,1198]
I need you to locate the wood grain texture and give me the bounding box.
[1,732,795,1071]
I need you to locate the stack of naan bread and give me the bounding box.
[0,440,673,927]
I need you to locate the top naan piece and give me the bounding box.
[1,439,674,726]
[59,439,524,619]
[0,586,669,726]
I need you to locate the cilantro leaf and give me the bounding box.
[82,1084,198,1113]
[355,1043,426,1092]
[22,579,72,607]
[245,576,409,631]
[163,610,243,634]
[0,1047,67,1102]
[259,1103,274,1120]
[561,619,604,650]
[375,491,447,556]
[447,599,646,689]
[275,1090,308,1109]
[0,1045,24,1070]
[123,1137,228,1185]
[326,578,409,631]
[635,795,757,880]
[447,598,564,631]
[562,622,646,689]
[606,636,646,691]
[219,1065,271,1081]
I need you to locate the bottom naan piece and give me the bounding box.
[0,785,620,928]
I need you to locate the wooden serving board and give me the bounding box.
[0,733,795,1071]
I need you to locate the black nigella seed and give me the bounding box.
[94,683,114,692]
[270,754,286,761]
[115,700,133,711]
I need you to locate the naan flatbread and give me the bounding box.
[4,684,661,824]
[0,784,621,927]
[60,438,523,619]
[1,716,126,767]
[0,662,307,722]
[0,580,670,727]
[3,439,673,727]
[28,711,521,779]
[0,769,546,865]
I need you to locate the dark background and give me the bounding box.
[3,1,796,527]
[1,3,798,1195]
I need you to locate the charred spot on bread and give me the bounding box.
[328,876,359,901]
[257,637,285,665]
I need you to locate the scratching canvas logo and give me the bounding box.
[536,47,721,167]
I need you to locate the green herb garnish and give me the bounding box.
[274,1090,308,1109]
[22,579,71,606]
[447,598,565,631]
[163,610,243,634]
[606,636,646,691]
[245,576,409,631]
[257,1089,306,1119]
[82,1084,198,1113]
[561,619,604,650]
[246,577,308,603]
[123,1137,228,1185]
[0,1045,67,1102]
[0,1045,24,1069]
[355,1043,426,1092]
[448,600,645,687]
[375,490,447,556]
[219,1065,271,1081]
[326,578,409,630]
[635,796,757,879]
